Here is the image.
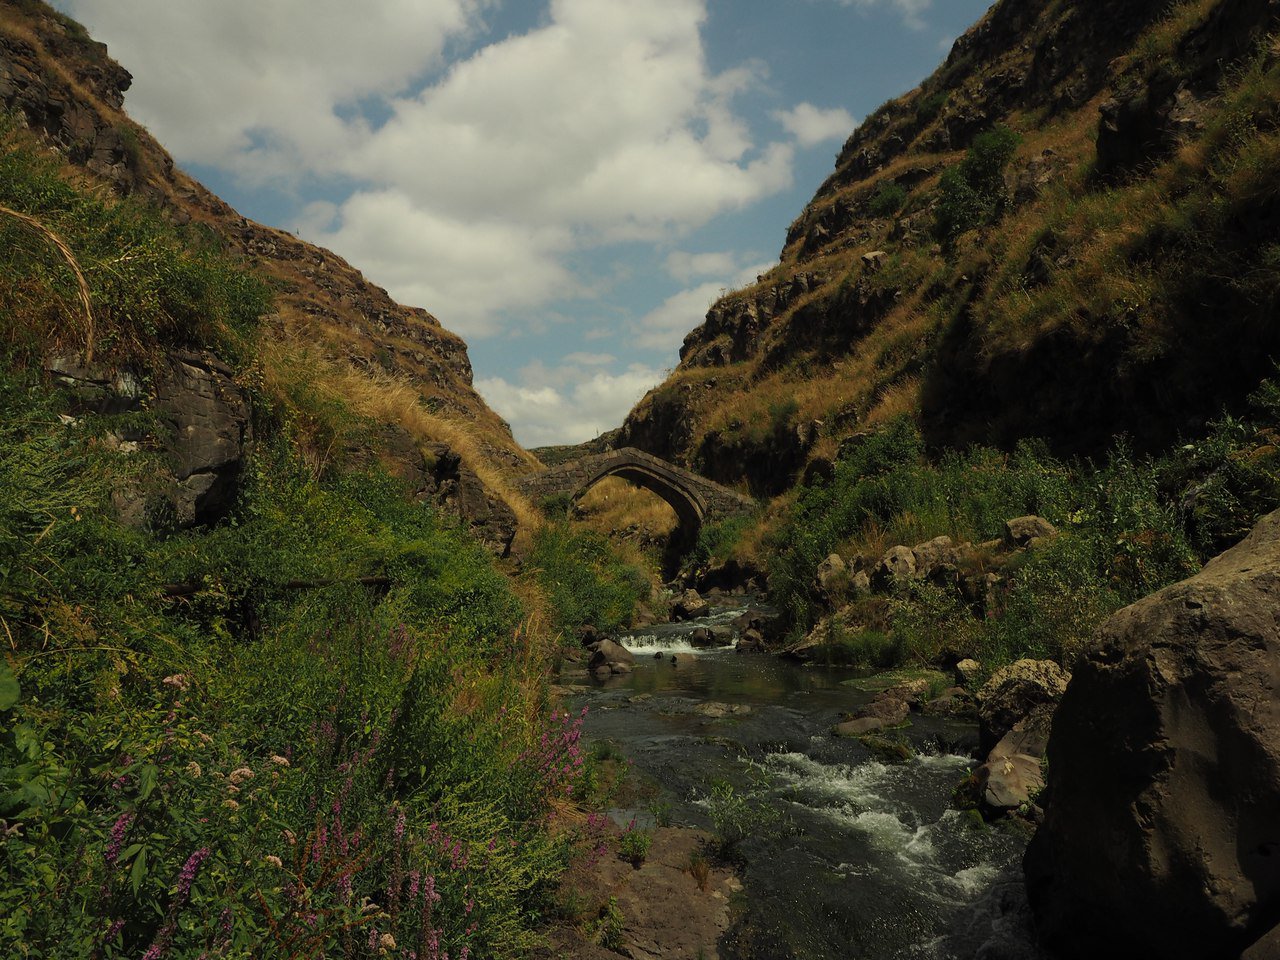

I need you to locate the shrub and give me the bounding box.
[869,183,908,218]
[934,126,1021,241]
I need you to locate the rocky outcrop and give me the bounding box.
[1024,509,1280,959]
[49,351,251,527]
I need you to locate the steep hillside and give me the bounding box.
[619,0,1280,496]
[0,0,538,549]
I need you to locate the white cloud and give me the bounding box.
[55,0,800,340]
[478,360,666,446]
[832,0,932,30]
[310,190,575,337]
[634,260,775,352]
[56,0,489,177]
[773,102,857,148]
[664,250,741,283]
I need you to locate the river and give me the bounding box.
[566,596,1046,960]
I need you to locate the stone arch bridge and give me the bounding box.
[519,447,756,546]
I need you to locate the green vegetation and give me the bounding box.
[0,369,592,958]
[0,122,270,366]
[618,823,652,867]
[0,124,622,959]
[868,183,908,218]
[934,125,1021,241]
[529,522,648,634]
[769,384,1280,672]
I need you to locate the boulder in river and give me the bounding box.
[976,658,1069,755]
[671,588,709,621]
[588,638,636,672]
[1025,508,1280,959]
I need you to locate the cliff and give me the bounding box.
[0,0,537,549]
[618,0,1280,496]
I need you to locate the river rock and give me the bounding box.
[577,624,601,647]
[736,628,766,653]
[588,638,636,671]
[1025,508,1280,959]
[1002,515,1057,548]
[954,658,982,686]
[975,753,1044,812]
[976,658,1069,755]
[672,588,709,621]
[922,687,977,719]
[689,627,716,648]
[833,717,891,737]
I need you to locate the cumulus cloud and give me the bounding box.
[55,0,802,340]
[773,103,857,148]
[478,360,666,447]
[310,190,575,335]
[56,0,489,178]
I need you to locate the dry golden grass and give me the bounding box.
[0,202,95,359]
[574,477,678,540]
[259,336,544,539]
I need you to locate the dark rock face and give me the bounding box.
[49,351,251,527]
[152,352,253,526]
[1024,509,1280,959]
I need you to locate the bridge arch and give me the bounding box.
[571,457,706,545]
[518,447,756,564]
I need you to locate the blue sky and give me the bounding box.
[54,0,992,446]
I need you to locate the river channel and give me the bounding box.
[566,597,1045,960]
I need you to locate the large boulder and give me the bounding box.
[1024,509,1280,959]
[1003,515,1057,549]
[976,659,1069,755]
[671,588,709,621]
[873,545,917,588]
[588,639,636,673]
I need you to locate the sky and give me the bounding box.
[53,0,992,447]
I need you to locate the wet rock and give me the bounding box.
[922,687,977,720]
[672,588,710,621]
[977,658,1069,755]
[975,753,1043,812]
[1025,508,1280,959]
[736,629,767,654]
[1002,515,1057,549]
[577,624,601,647]
[689,627,716,648]
[833,717,891,737]
[695,702,753,719]
[588,639,636,672]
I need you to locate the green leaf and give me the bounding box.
[130,846,148,895]
[137,764,158,801]
[0,660,18,710]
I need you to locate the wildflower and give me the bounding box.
[178,848,211,897]
[104,812,134,866]
[229,767,254,784]
[282,828,297,846]
[270,754,290,767]
[223,799,240,811]
[196,731,213,745]
[162,674,189,691]
[103,918,125,943]
[393,807,406,841]
[185,761,202,779]
[264,855,283,868]
[379,933,397,953]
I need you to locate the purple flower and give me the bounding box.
[175,847,211,905]
[104,812,134,866]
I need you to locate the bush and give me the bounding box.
[869,183,908,218]
[934,126,1021,241]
